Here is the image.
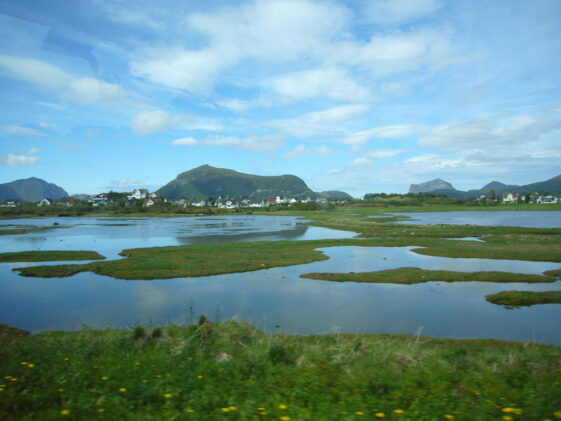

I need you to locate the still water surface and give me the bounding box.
[1,214,560,344]
[387,210,561,228]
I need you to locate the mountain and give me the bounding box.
[412,174,561,198]
[409,178,456,194]
[479,181,520,192]
[0,184,20,201]
[157,165,318,200]
[317,190,353,200]
[0,177,68,202]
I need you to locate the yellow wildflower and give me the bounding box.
[155,374,162,378]
[279,417,291,421]
[196,375,203,379]
[142,379,149,383]
[259,412,267,416]
[134,362,141,366]
[101,376,108,380]
[278,404,288,409]
[60,410,70,415]
[27,363,35,368]
[228,406,237,411]
[58,388,64,392]
[502,408,514,413]
[0,388,4,392]
[257,408,266,411]
[375,413,385,418]
[221,408,230,412]
[393,409,405,414]
[119,388,127,392]
[444,416,454,420]
[97,409,106,413]
[503,417,513,421]
[184,409,195,413]
[163,393,173,398]
[355,411,365,415]
[20,362,28,365]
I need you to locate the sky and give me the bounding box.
[0,0,560,197]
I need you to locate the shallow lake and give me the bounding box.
[1,214,560,345]
[384,210,561,228]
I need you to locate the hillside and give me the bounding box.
[157,165,317,200]
[0,177,68,202]
[409,178,456,193]
[412,174,561,198]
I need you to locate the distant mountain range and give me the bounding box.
[409,174,561,198]
[0,177,68,202]
[156,165,352,200]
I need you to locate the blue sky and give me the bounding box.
[0,0,560,197]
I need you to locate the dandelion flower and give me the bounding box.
[257,408,266,411]
[355,411,365,415]
[259,412,267,416]
[134,362,141,366]
[27,363,35,368]
[393,409,404,414]
[196,375,203,379]
[97,409,106,413]
[221,408,230,413]
[60,410,70,415]
[142,379,149,383]
[375,413,385,418]
[119,388,127,392]
[163,393,173,398]
[278,404,288,409]
[228,406,237,411]
[502,408,514,413]
[503,417,513,421]
[279,417,291,421]
[184,409,195,413]
[20,362,28,365]
[444,416,454,420]
[155,375,162,378]
[101,376,108,380]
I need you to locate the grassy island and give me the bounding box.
[1,321,560,420]
[485,290,561,307]
[300,268,556,284]
[0,250,105,263]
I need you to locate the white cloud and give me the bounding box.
[351,157,371,166]
[26,148,40,154]
[0,55,71,88]
[132,110,221,136]
[274,104,370,137]
[204,134,284,152]
[271,68,371,102]
[283,144,333,159]
[2,125,47,136]
[2,153,39,166]
[419,111,561,152]
[366,149,407,159]
[362,0,442,24]
[132,111,184,135]
[69,77,126,104]
[130,0,349,92]
[342,124,419,145]
[171,137,198,146]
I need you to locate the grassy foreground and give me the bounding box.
[1,320,560,421]
[0,250,105,263]
[485,290,561,307]
[300,268,556,285]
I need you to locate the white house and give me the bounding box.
[502,192,519,203]
[37,198,51,206]
[537,195,559,204]
[128,189,149,200]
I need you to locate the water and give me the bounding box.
[1,215,560,344]
[380,210,561,228]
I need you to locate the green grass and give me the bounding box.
[300,268,556,284]
[13,232,561,280]
[0,250,105,262]
[485,290,561,307]
[0,320,560,420]
[0,224,69,236]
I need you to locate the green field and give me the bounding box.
[1,321,560,421]
[485,290,561,307]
